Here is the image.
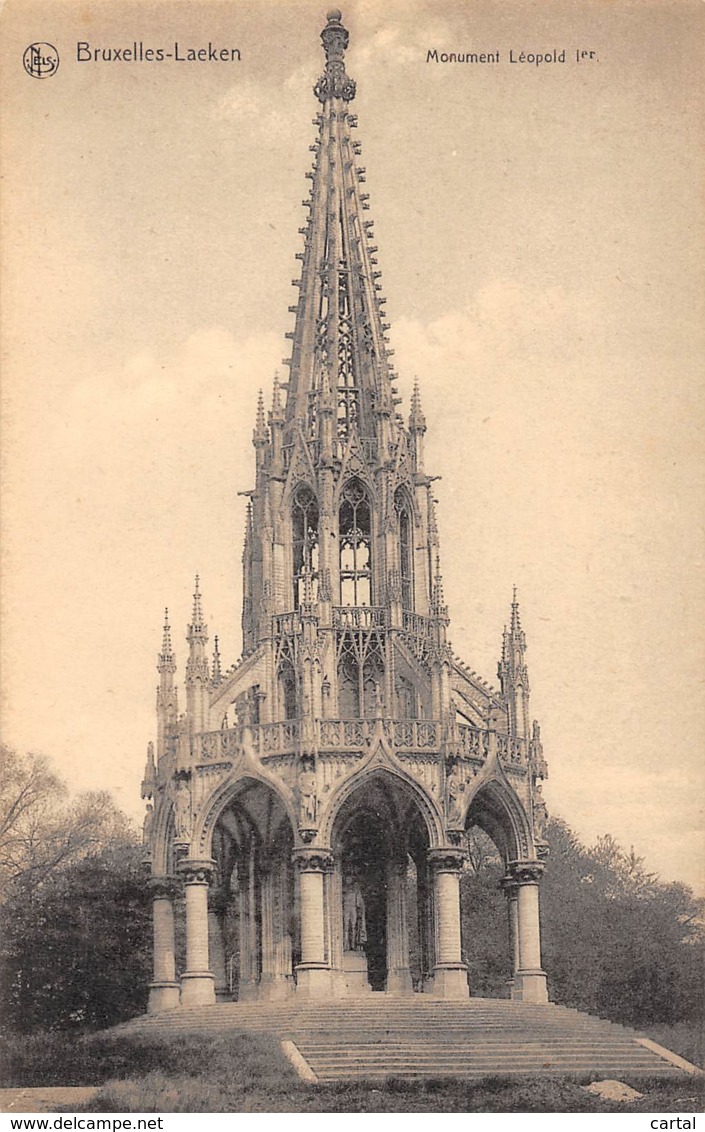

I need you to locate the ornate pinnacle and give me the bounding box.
[192,575,204,627]
[212,635,222,682]
[186,574,209,675]
[271,372,284,421]
[431,554,448,619]
[314,10,356,103]
[161,608,173,657]
[158,608,176,674]
[409,381,427,434]
[141,740,157,798]
[253,389,268,447]
[510,585,522,634]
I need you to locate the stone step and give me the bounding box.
[116,998,696,1081]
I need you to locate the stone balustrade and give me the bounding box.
[193,719,527,766]
[331,605,388,630]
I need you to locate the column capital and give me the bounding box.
[148,875,179,900]
[508,860,544,884]
[178,858,215,885]
[428,847,466,874]
[292,846,334,873]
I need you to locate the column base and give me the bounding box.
[431,964,469,1000]
[511,969,549,1003]
[180,971,216,1006]
[147,981,181,1013]
[386,967,414,996]
[295,964,333,1000]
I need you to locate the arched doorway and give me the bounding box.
[329,771,434,995]
[461,780,545,1002]
[210,778,297,1001]
[460,822,512,997]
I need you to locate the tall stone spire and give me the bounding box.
[282,9,396,453]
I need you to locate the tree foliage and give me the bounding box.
[0,747,151,1033]
[541,818,704,1028]
[461,816,705,1029]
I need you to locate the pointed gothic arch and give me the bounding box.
[326,765,440,993]
[320,760,444,850]
[462,776,534,864]
[198,775,298,1001]
[291,483,319,609]
[394,485,414,611]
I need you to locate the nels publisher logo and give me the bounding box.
[23,42,60,79]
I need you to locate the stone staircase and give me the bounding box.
[118,998,697,1082]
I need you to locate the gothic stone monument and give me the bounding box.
[141,9,550,1011]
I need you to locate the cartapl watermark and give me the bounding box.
[23,42,60,78]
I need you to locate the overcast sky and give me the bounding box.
[2,0,703,893]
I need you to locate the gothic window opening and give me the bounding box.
[292,485,319,609]
[336,630,385,719]
[338,642,360,718]
[395,488,414,611]
[339,478,372,606]
[362,645,384,719]
[278,659,297,721]
[396,673,417,720]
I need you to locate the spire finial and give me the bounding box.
[315,9,356,103]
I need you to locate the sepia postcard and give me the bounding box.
[1,0,703,1115]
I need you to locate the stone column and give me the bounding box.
[208,891,228,1001]
[386,857,413,995]
[293,847,333,1000]
[416,857,434,993]
[237,849,260,1002]
[510,862,548,1003]
[500,875,520,991]
[259,862,291,999]
[147,877,180,1012]
[177,859,216,1006]
[428,848,468,1000]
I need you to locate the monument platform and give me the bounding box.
[116,997,700,1082]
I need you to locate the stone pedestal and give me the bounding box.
[258,974,295,1000]
[509,863,548,1004]
[293,847,334,1000]
[147,878,180,1013]
[429,848,469,1000]
[178,859,216,1007]
[338,949,371,995]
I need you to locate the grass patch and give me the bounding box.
[3,1030,703,1113]
[84,1071,705,1114]
[0,1031,291,1091]
[643,1021,704,1069]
